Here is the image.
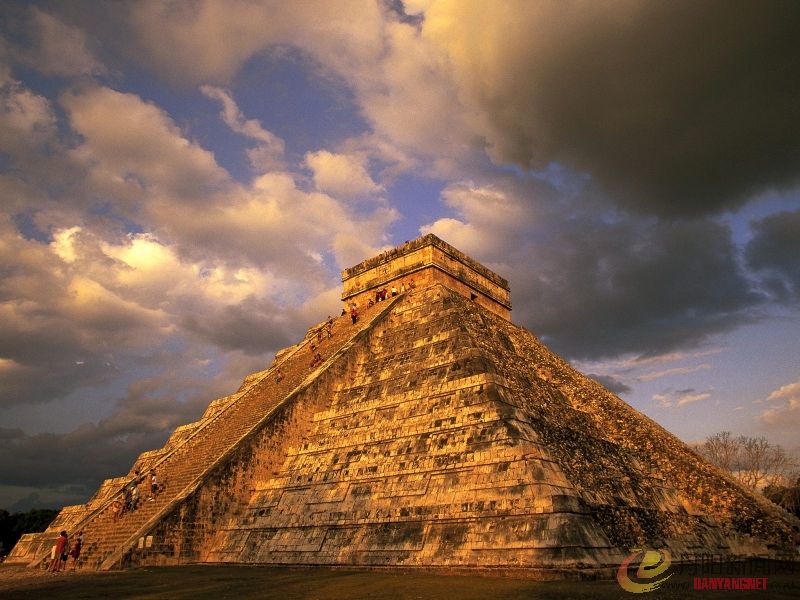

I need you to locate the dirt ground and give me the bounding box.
[1,562,798,599]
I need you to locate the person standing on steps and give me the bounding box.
[69,531,83,570]
[130,483,140,512]
[122,485,133,516]
[112,498,122,521]
[49,530,68,572]
[149,470,158,501]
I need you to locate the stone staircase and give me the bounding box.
[28,296,401,571]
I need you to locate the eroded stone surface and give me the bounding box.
[8,240,796,577]
[342,234,511,320]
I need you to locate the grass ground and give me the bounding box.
[1,561,798,599]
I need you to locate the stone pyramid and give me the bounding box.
[9,235,795,577]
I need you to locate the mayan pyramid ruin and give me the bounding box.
[8,234,797,577]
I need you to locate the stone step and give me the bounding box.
[63,297,401,570]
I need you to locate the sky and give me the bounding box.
[0,0,798,512]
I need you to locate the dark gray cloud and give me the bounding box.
[427,175,764,361]
[438,0,800,215]
[517,217,763,360]
[0,425,166,490]
[0,367,243,509]
[746,209,800,301]
[180,295,294,356]
[588,374,631,396]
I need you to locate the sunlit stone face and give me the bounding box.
[341,234,512,320]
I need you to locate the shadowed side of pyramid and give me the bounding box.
[451,292,794,558]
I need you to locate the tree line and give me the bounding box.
[696,431,799,518]
[0,508,59,560]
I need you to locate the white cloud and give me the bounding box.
[421,183,537,261]
[129,1,385,86]
[759,379,800,430]
[636,363,712,383]
[0,79,57,157]
[62,85,230,205]
[676,391,712,407]
[305,150,382,199]
[653,389,712,408]
[51,226,82,263]
[766,380,800,402]
[127,1,478,178]
[59,85,396,278]
[200,84,285,172]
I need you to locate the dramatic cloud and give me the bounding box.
[421,0,800,215]
[25,1,800,211]
[746,209,800,302]
[0,78,397,457]
[588,374,631,396]
[0,219,162,409]
[423,178,763,360]
[0,79,57,159]
[24,8,106,77]
[1,0,797,511]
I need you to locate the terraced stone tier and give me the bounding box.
[11,284,796,577]
[8,297,400,570]
[124,286,794,575]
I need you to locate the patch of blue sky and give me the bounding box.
[528,161,592,198]
[2,64,83,151]
[718,188,800,247]
[87,201,144,235]
[12,209,51,242]
[231,49,368,163]
[626,311,800,448]
[385,173,448,243]
[113,65,257,182]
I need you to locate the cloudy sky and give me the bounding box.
[1,0,798,512]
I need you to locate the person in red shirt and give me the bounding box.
[49,530,69,572]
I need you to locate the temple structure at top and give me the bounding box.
[341,234,511,320]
